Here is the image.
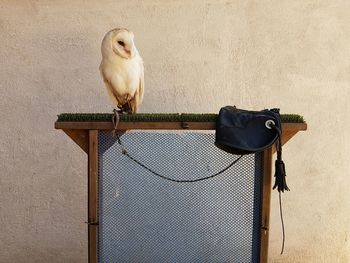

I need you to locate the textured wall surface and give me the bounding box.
[0,1,349,262]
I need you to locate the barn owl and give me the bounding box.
[100,28,144,113]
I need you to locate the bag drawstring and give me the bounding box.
[270,123,288,255]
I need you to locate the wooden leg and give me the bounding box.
[88,130,98,263]
[259,148,273,263]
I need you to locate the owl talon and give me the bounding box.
[116,102,132,114]
[114,108,124,114]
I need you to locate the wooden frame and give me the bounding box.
[56,121,306,263]
[260,148,273,262]
[88,130,98,263]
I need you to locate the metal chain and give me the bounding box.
[115,134,244,183]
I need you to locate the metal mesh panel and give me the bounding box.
[98,131,262,263]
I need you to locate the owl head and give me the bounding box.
[101,28,137,60]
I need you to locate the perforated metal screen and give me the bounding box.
[98,131,262,263]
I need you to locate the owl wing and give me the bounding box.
[137,58,144,104]
[129,58,144,113]
[99,64,123,107]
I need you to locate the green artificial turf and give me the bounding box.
[57,112,304,123]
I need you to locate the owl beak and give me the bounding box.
[125,48,135,59]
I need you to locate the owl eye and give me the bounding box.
[117,41,125,47]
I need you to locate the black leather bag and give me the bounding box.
[215,106,289,192]
[215,106,281,154]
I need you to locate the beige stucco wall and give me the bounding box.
[1,0,349,262]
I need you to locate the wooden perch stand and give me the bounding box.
[55,115,307,263]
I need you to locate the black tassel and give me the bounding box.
[273,159,290,192]
[272,136,290,192]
